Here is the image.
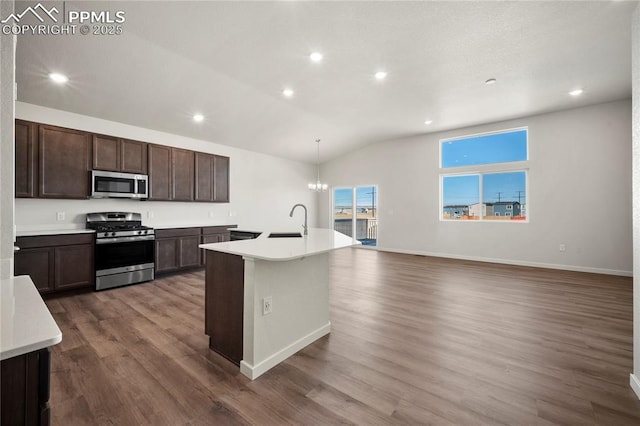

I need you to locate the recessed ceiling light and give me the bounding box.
[374,71,387,81]
[569,88,584,96]
[485,78,497,85]
[193,114,204,122]
[283,88,294,98]
[309,52,323,63]
[424,120,433,125]
[49,72,68,84]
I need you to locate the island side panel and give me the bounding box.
[204,251,244,365]
[241,253,331,379]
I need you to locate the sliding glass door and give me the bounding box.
[333,185,378,246]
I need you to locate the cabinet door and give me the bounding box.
[155,238,178,273]
[179,236,201,268]
[15,120,37,198]
[38,125,91,199]
[1,350,41,426]
[213,155,229,202]
[121,139,147,174]
[14,248,54,293]
[194,152,213,202]
[92,134,120,171]
[172,148,195,201]
[54,244,94,290]
[148,144,171,200]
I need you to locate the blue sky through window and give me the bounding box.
[334,187,377,208]
[442,175,479,206]
[482,172,526,204]
[443,172,526,206]
[441,129,527,168]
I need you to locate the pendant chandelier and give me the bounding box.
[308,138,328,192]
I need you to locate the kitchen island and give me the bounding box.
[1,275,62,425]
[199,228,358,379]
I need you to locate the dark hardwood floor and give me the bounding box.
[44,249,640,425]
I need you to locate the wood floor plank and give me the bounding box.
[44,249,640,425]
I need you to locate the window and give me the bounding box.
[333,185,378,246]
[441,128,528,222]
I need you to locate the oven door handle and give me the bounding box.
[96,235,156,244]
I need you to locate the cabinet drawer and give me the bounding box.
[16,234,94,249]
[202,226,233,235]
[155,227,201,239]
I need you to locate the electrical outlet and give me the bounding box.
[263,296,272,315]
[559,243,566,252]
[229,211,237,217]
[56,212,65,221]
[209,211,215,218]
[147,211,154,219]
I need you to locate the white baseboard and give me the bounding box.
[631,374,640,400]
[377,247,632,277]
[240,322,331,380]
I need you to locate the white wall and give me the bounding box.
[15,102,317,232]
[319,99,632,276]
[0,0,15,280]
[631,3,640,400]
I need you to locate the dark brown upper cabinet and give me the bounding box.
[38,124,91,199]
[14,119,228,202]
[171,148,195,201]
[121,139,148,174]
[93,136,148,174]
[213,155,230,202]
[92,134,120,171]
[195,153,229,203]
[195,152,214,202]
[15,120,37,198]
[148,144,172,201]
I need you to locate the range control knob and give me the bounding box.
[103,232,109,238]
[111,232,116,237]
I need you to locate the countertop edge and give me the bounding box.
[199,243,357,261]
[199,228,360,261]
[0,276,63,361]
[0,334,62,361]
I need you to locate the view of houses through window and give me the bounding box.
[334,186,378,245]
[441,129,528,221]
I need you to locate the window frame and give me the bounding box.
[439,127,529,223]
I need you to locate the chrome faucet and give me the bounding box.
[289,203,308,236]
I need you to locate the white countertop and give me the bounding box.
[200,228,359,261]
[153,223,238,230]
[16,228,96,237]
[1,276,62,360]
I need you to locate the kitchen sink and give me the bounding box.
[268,232,302,238]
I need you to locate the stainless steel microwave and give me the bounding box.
[91,170,149,199]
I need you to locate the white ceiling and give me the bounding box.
[15,1,636,163]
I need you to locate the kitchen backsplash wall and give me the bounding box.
[15,102,317,232]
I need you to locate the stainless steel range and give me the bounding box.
[86,212,155,291]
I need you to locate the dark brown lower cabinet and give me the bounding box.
[155,228,202,273]
[1,348,51,426]
[200,226,231,265]
[205,251,244,365]
[14,234,95,294]
[155,226,234,273]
